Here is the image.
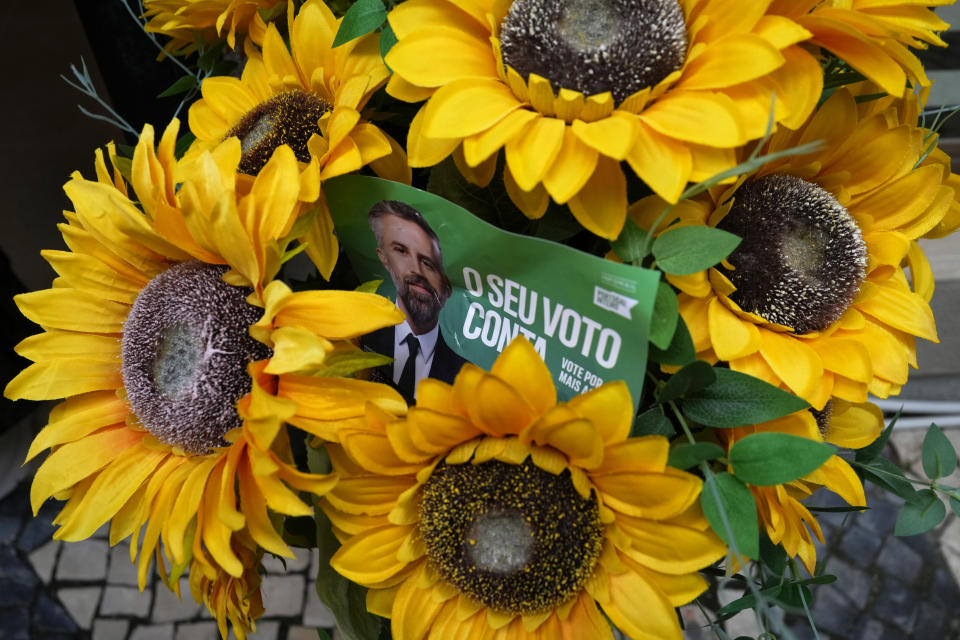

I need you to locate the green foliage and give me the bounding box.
[895,489,947,536]
[701,471,759,559]
[632,407,675,437]
[667,442,724,470]
[648,317,695,366]
[652,226,741,275]
[728,433,835,486]
[922,423,957,480]
[854,456,919,503]
[680,369,810,428]
[855,412,899,462]
[656,360,715,404]
[610,217,649,263]
[313,349,393,377]
[157,74,198,98]
[333,0,387,47]
[355,279,383,294]
[379,22,398,69]
[649,282,679,350]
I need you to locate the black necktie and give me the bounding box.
[398,335,420,403]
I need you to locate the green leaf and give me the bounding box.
[611,217,649,263]
[895,489,947,536]
[355,279,383,294]
[174,131,196,159]
[668,442,724,470]
[656,360,715,404]
[113,156,133,184]
[715,585,782,618]
[313,349,393,378]
[649,281,679,350]
[316,630,333,640]
[854,456,919,503]
[157,74,197,98]
[729,433,835,486]
[197,40,227,73]
[855,412,899,462]
[632,408,675,437]
[333,0,387,47]
[652,226,741,275]
[922,423,957,480]
[759,534,787,576]
[806,505,869,513]
[379,21,398,69]
[648,316,695,366]
[314,506,382,640]
[680,368,809,428]
[950,495,960,518]
[258,3,287,22]
[701,471,759,559]
[282,515,318,548]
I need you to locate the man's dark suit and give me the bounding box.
[361,325,468,401]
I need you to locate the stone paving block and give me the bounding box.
[108,541,140,585]
[28,538,60,582]
[930,566,960,609]
[260,574,305,617]
[58,586,102,629]
[853,619,886,640]
[56,538,109,581]
[16,502,57,552]
[229,620,279,640]
[838,524,883,567]
[262,547,310,573]
[101,585,153,617]
[811,584,857,637]
[93,618,130,640]
[873,575,918,632]
[0,515,20,544]
[289,625,327,640]
[130,623,175,640]
[875,536,923,584]
[153,577,202,622]
[309,548,319,580]
[858,492,899,536]
[912,601,947,638]
[33,590,79,635]
[175,621,219,639]
[0,605,30,640]
[823,557,872,609]
[303,591,336,628]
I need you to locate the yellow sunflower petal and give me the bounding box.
[566,381,632,445]
[505,116,566,192]
[601,569,682,640]
[542,127,600,205]
[708,297,762,361]
[856,280,937,342]
[421,79,522,140]
[332,524,412,583]
[567,156,627,239]
[617,516,726,575]
[758,330,823,402]
[640,91,743,147]
[386,27,496,88]
[5,359,121,401]
[24,391,128,462]
[625,122,692,204]
[593,468,701,520]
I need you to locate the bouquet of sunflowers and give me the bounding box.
[8,0,960,638]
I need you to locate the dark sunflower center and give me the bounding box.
[716,174,867,334]
[498,0,688,103]
[811,400,833,439]
[121,261,271,454]
[419,457,603,614]
[225,89,330,175]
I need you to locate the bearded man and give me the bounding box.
[362,200,468,403]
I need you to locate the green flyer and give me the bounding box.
[325,175,660,409]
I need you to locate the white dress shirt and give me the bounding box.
[392,322,439,399]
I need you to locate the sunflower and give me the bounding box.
[383,0,823,238]
[321,337,726,640]
[142,0,282,56]
[631,86,957,409]
[187,0,409,277]
[718,401,881,573]
[770,0,952,96]
[189,545,265,640]
[5,121,407,637]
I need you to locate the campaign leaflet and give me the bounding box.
[325,175,659,410]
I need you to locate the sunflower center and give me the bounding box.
[716,174,867,334]
[225,89,330,175]
[419,457,603,614]
[811,400,833,439]
[498,0,688,103]
[121,261,271,454]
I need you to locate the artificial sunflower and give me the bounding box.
[189,545,265,639]
[5,120,407,637]
[322,337,726,640]
[142,0,282,56]
[631,86,957,409]
[384,0,823,238]
[770,0,952,96]
[187,0,409,277]
[719,401,881,573]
